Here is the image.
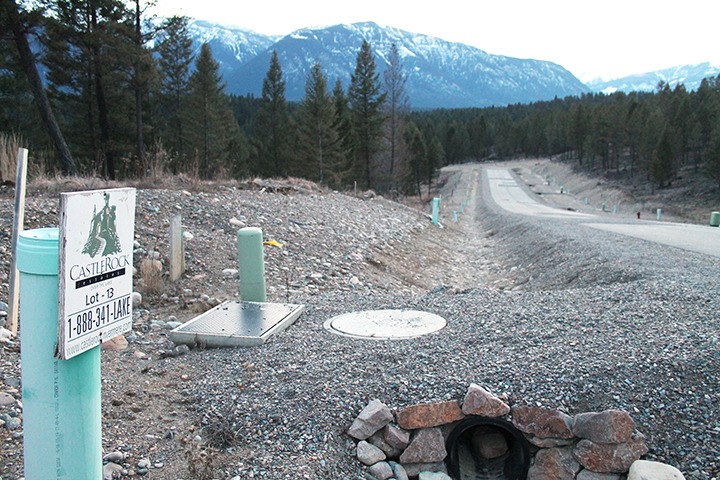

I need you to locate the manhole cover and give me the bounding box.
[324,309,446,340]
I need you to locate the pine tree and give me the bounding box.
[404,121,426,197]
[156,15,194,168]
[253,51,291,177]
[128,0,156,174]
[43,0,136,178]
[383,42,409,191]
[184,43,242,179]
[348,40,387,190]
[295,62,342,184]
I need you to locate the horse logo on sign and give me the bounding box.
[81,193,122,258]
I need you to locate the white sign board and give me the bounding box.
[58,188,136,359]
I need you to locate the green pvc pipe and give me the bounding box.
[431,197,440,226]
[237,227,267,302]
[710,211,720,227]
[17,228,102,480]
[657,208,662,221]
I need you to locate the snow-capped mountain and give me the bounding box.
[188,20,589,108]
[186,20,276,76]
[587,63,720,94]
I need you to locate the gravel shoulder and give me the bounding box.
[0,160,718,479]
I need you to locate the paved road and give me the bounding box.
[485,167,720,258]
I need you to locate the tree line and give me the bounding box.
[3,0,720,195]
[415,78,720,189]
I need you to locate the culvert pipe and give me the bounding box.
[445,416,530,480]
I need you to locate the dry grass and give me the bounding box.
[0,132,23,183]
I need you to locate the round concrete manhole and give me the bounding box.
[324,309,447,340]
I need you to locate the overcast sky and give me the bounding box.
[153,0,720,82]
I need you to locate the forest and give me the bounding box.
[3,0,720,196]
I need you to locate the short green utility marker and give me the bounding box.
[169,301,305,347]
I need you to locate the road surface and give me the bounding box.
[485,167,720,258]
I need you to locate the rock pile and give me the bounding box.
[348,384,686,480]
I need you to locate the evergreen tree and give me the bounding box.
[43,0,136,178]
[348,40,387,190]
[425,134,444,195]
[653,127,675,187]
[404,121,426,197]
[128,0,156,174]
[383,42,410,191]
[706,119,720,187]
[156,15,194,168]
[253,51,291,177]
[295,62,341,184]
[184,43,242,179]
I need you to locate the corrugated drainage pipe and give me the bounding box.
[445,416,530,480]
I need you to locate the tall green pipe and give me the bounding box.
[237,227,267,302]
[17,228,102,480]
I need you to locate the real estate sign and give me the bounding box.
[58,188,136,360]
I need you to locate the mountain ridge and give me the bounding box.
[187,19,589,108]
[184,19,719,106]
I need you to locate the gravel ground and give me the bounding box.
[0,161,718,479]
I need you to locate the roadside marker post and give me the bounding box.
[17,228,102,480]
[431,197,440,226]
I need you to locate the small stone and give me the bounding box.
[369,430,401,458]
[222,268,239,277]
[0,328,13,343]
[628,460,686,480]
[461,384,510,417]
[131,292,142,308]
[526,435,575,448]
[230,217,246,228]
[384,424,411,450]
[0,392,16,406]
[577,470,622,480]
[367,461,394,480]
[103,451,125,463]
[389,461,409,480]
[137,459,150,469]
[399,428,447,464]
[103,462,124,480]
[471,426,508,459]
[357,440,386,465]
[396,400,464,430]
[402,462,448,478]
[573,410,635,444]
[418,473,452,480]
[101,335,128,352]
[574,434,649,473]
[527,447,580,480]
[348,399,394,440]
[511,406,574,439]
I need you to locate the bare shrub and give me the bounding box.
[139,257,164,295]
[184,443,219,480]
[146,139,171,182]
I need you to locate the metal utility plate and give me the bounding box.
[169,301,305,347]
